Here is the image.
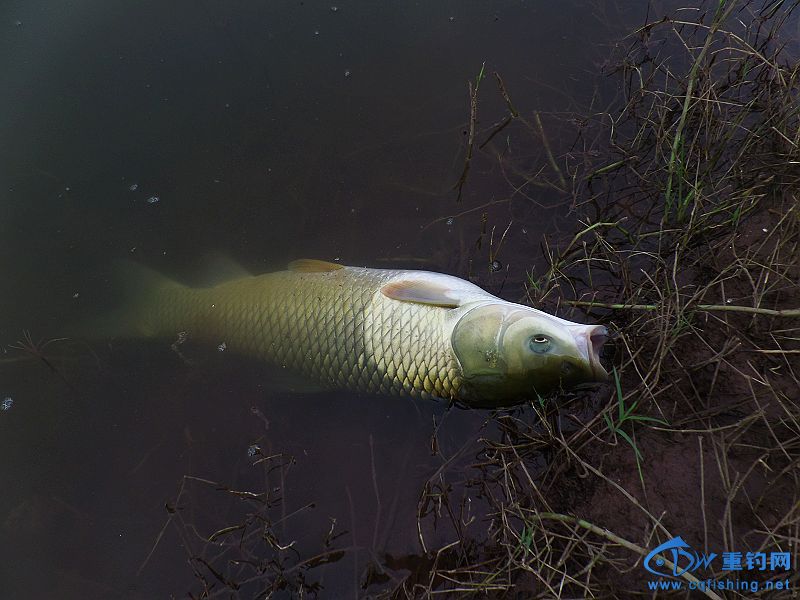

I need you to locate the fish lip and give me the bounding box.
[588,325,609,379]
[571,324,609,380]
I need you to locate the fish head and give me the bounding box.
[452,302,608,406]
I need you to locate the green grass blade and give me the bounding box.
[616,428,643,461]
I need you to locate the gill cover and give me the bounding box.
[452,303,606,406]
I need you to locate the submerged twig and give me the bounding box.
[453,62,486,202]
[533,112,566,190]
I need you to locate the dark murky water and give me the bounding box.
[2,1,651,597]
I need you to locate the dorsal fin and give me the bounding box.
[381,279,463,308]
[199,253,252,286]
[288,259,344,273]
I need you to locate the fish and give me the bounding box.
[86,259,608,407]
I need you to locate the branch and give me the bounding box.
[531,512,724,600]
[565,300,800,318]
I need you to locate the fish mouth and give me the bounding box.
[589,325,609,379]
[572,324,609,381]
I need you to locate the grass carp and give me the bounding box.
[91,259,608,407]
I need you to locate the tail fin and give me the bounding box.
[69,261,187,339]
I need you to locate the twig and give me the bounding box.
[478,72,520,149]
[369,434,382,550]
[565,300,800,317]
[533,112,566,190]
[453,62,486,202]
[530,513,724,600]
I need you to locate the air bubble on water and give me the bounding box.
[65,186,71,191]
[314,30,320,35]
[449,16,455,22]
[445,217,454,226]
[128,183,138,191]
[146,196,160,204]
[344,69,351,77]
[217,342,227,352]
[330,6,338,11]
[1,397,13,411]
[14,20,22,27]
[72,292,80,299]
[490,260,502,272]
[247,444,261,457]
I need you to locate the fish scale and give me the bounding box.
[133,265,464,400]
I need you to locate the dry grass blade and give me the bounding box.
[390,0,800,597]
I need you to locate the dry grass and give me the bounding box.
[391,0,800,597]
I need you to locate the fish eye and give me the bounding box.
[528,335,551,353]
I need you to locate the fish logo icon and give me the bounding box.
[644,537,716,577]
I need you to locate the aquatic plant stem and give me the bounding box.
[534,112,566,190]
[530,513,724,600]
[453,62,486,202]
[565,300,800,318]
[664,0,738,220]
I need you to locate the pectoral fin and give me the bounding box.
[381,272,493,308]
[380,279,462,308]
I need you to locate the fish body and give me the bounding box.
[96,259,608,407]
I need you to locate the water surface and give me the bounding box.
[1,1,649,596]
